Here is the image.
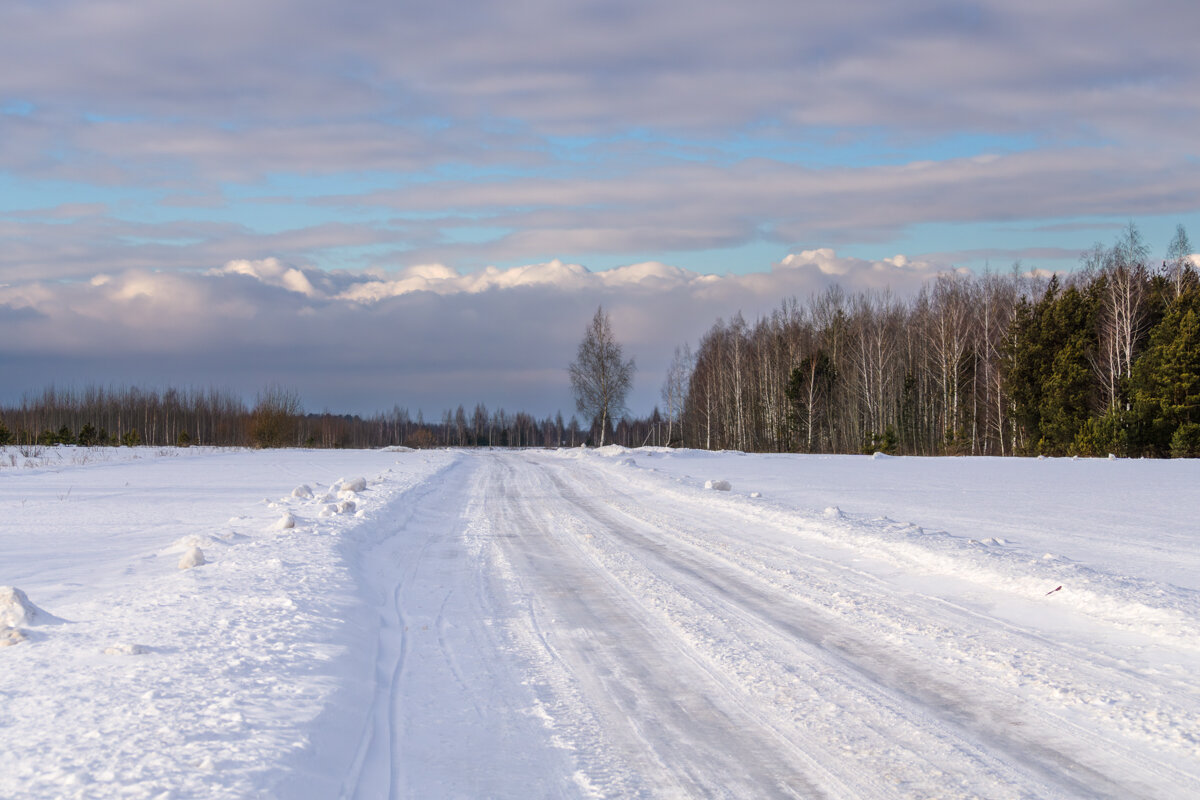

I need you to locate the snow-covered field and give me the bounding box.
[2,446,1198,798]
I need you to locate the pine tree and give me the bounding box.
[1132,287,1200,454]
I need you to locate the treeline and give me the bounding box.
[0,384,663,450]
[665,223,1200,458]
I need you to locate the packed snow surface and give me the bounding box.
[2,445,1199,798]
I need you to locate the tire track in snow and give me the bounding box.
[484,453,835,799]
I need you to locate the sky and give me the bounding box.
[1,0,1198,418]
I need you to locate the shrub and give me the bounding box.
[1073,410,1130,457]
[77,424,98,447]
[249,385,301,448]
[406,427,437,449]
[1170,423,1200,458]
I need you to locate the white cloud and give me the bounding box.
[215,258,319,297]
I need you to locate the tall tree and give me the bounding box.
[569,306,636,447]
[1132,286,1200,450]
[661,343,693,447]
[1166,223,1193,301]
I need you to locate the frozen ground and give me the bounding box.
[1,446,1198,798]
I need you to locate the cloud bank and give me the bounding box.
[1,253,958,416]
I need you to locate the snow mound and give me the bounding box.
[291,484,313,499]
[103,642,149,656]
[1,626,27,647]
[274,512,296,530]
[337,476,367,493]
[178,547,206,569]
[704,479,732,491]
[0,586,60,627]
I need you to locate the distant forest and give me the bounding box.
[0,384,627,451]
[3,223,1198,457]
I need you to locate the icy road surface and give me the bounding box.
[2,446,1199,798]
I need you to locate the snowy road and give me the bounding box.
[339,450,1200,799]
[3,446,1199,798]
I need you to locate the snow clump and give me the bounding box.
[1,627,27,647]
[0,586,55,627]
[338,476,367,493]
[274,512,296,530]
[704,479,732,491]
[178,547,206,569]
[291,484,313,499]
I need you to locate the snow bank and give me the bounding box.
[178,547,206,569]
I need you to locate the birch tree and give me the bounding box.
[569,306,636,447]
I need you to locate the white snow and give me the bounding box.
[2,445,1199,798]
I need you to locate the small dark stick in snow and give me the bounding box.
[1045,585,1063,596]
